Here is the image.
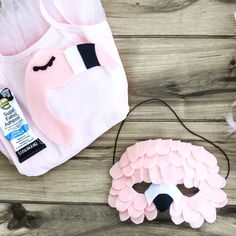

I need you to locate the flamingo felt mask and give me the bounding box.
[25,43,116,148]
[108,139,228,228]
[108,99,229,229]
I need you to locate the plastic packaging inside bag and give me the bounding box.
[0,0,105,56]
[0,0,48,56]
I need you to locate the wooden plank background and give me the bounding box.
[0,0,236,235]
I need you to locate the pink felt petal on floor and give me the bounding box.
[178,143,192,158]
[170,140,181,151]
[119,153,130,168]
[109,188,120,196]
[112,178,125,190]
[183,204,201,223]
[204,153,217,167]
[119,210,130,221]
[110,163,123,179]
[145,208,158,221]
[146,140,158,157]
[130,156,144,169]
[196,164,208,181]
[115,198,131,212]
[133,194,147,211]
[192,146,205,163]
[119,187,137,202]
[189,216,204,229]
[137,140,151,157]
[170,151,184,167]
[206,173,226,189]
[127,144,139,162]
[131,213,145,224]
[157,154,170,168]
[156,139,171,155]
[149,166,162,184]
[108,194,118,208]
[122,164,134,177]
[128,203,143,219]
[143,154,157,169]
[171,215,184,225]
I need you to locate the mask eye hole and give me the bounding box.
[133,182,152,194]
[177,184,199,197]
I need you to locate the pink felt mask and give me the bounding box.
[108,99,229,229]
[25,43,116,148]
[108,139,227,228]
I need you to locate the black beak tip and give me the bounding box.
[153,194,174,212]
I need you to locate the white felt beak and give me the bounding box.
[145,183,183,206]
[64,45,87,74]
[64,44,118,75]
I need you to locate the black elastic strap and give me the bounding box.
[112,99,230,179]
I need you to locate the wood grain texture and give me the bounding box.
[115,37,236,121]
[103,0,236,36]
[0,122,235,204]
[116,38,236,99]
[1,0,236,235]
[0,38,236,205]
[0,203,235,236]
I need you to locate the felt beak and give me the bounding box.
[145,183,183,206]
[64,43,117,74]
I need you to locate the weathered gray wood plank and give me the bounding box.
[115,38,236,99]
[110,38,236,121]
[103,0,236,36]
[0,203,235,236]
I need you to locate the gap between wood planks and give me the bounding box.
[114,35,236,39]
[0,203,235,235]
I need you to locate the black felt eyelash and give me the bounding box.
[33,56,56,72]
